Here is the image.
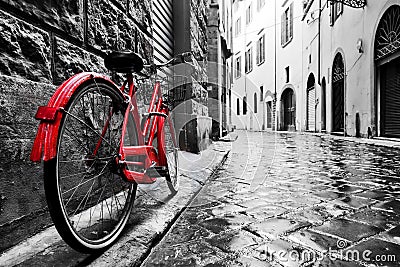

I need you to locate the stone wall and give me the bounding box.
[0,0,153,252]
[173,0,212,152]
[207,1,230,139]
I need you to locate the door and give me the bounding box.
[282,88,296,131]
[381,57,400,137]
[266,101,272,128]
[306,74,316,131]
[332,53,345,133]
[375,5,400,137]
[307,87,316,131]
[321,78,326,131]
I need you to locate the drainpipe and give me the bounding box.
[318,0,321,86]
[317,0,321,133]
[218,36,223,138]
[274,0,278,131]
[344,72,347,137]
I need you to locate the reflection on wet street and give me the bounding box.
[143,131,400,266]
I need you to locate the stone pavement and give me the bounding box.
[143,131,400,267]
[0,142,231,267]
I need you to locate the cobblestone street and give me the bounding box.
[143,130,400,267]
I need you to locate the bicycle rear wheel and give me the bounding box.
[44,81,138,253]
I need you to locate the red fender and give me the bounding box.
[30,72,120,162]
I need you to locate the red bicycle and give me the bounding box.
[30,51,185,253]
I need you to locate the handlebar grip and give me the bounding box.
[180,52,192,58]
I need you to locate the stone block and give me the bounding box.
[54,37,107,84]
[0,0,83,41]
[174,109,211,153]
[128,0,152,29]
[0,10,51,83]
[0,75,55,251]
[87,0,153,65]
[87,0,131,51]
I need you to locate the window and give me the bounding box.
[237,98,240,115]
[246,4,253,24]
[233,0,239,12]
[235,56,242,78]
[330,1,343,25]
[235,17,241,36]
[281,3,293,47]
[285,66,290,83]
[245,47,253,73]
[243,96,247,115]
[260,86,264,101]
[257,0,265,11]
[256,34,265,65]
[254,93,258,113]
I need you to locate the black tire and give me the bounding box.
[161,117,179,193]
[44,81,138,253]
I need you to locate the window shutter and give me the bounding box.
[289,2,294,39]
[152,0,173,64]
[281,13,286,45]
[263,36,265,60]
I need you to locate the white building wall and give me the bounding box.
[316,0,396,137]
[276,0,303,131]
[231,0,276,131]
[230,0,400,138]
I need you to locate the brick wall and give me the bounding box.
[0,0,153,252]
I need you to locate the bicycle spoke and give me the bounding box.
[63,126,92,155]
[59,156,115,163]
[66,162,109,212]
[62,109,114,149]
[74,178,97,228]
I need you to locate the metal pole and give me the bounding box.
[274,0,277,131]
[218,35,223,138]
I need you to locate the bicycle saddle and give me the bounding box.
[104,51,144,73]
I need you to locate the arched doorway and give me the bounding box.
[332,53,345,133]
[321,77,327,131]
[281,88,296,131]
[375,5,400,137]
[306,73,316,131]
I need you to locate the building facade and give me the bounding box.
[231,0,400,140]
[231,0,278,131]
[172,0,212,152]
[303,0,399,138]
[207,0,233,139]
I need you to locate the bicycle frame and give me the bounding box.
[117,74,176,184]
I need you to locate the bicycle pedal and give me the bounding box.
[144,166,168,177]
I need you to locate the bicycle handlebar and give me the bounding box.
[143,51,194,70]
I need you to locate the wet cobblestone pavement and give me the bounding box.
[143,131,400,267]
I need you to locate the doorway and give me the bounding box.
[281,88,296,131]
[332,53,345,133]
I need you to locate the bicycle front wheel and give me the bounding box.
[44,81,138,253]
[162,117,179,193]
